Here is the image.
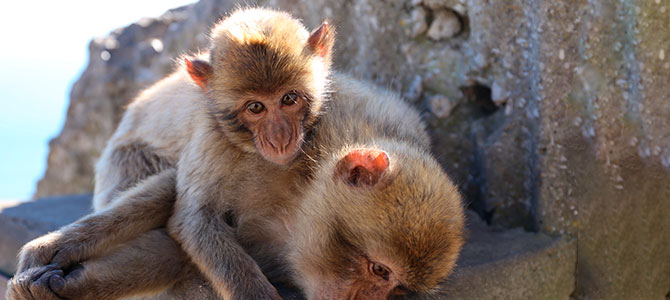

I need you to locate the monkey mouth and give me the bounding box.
[255,131,304,166]
[256,140,301,166]
[266,150,299,165]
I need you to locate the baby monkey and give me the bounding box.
[7,8,465,300]
[11,7,335,300]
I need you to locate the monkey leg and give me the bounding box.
[18,169,177,273]
[44,229,189,300]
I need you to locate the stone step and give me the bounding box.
[0,195,93,275]
[435,215,576,299]
[0,196,576,299]
[1,273,8,300]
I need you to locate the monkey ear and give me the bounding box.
[185,58,213,91]
[308,21,335,58]
[335,149,390,187]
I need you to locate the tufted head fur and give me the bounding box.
[186,8,335,161]
[289,140,465,299]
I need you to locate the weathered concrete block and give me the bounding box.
[436,222,575,299]
[0,195,92,275]
[1,273,8,300]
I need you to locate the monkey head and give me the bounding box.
[289,142,465,299]
[186,8,335,165]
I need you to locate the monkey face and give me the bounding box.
[183,10,335,166]
[236,90,310,165]
[289,145,465,299]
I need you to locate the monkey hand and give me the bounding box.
[8,264,110,300]
[6,265,64,300]
[17,230,87,273]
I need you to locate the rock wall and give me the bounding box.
[34,0,670,298]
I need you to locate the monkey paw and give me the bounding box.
[6,265,64,300]
[18,232,85,273]
[16,235,60,272]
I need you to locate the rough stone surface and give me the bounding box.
[426,9,462,41]
[0,276,8,300]
[403,7,428,38]
[424,217,576,300]
[1,274,7,300]
[428,94,455,118]
[0,195,92,274]
[32,0,670,298]
[403,75,424,103]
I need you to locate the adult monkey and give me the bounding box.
[11,7,335,300]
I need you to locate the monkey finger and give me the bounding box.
[48,265,93,300]
[29,269,64,300]
[17,252,50,273]
[6,267,62,300]
[14,265,58,286]
[50,248,81,269]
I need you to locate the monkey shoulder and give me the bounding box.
[322,73,431,149]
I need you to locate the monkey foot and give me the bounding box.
[6,265,65,300]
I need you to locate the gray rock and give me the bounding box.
[426,9,462,41]
[1,273,7,300]
[428,94,455,118]
[434,222,575,300]
[403,7,428,38]
[0,195,92,275]
[403,75,424,103]
[490,81,507,105]
[31,0,670,298]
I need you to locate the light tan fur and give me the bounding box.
[11,7,334,300]
[7,8,464,300]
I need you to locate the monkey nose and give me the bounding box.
[269,127,291,153]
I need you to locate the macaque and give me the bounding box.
[7,7,464,300]
[10,7,334,300]
[285,75,465,299]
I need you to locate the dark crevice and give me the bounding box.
[460,83,498,115]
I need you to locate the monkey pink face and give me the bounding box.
[308,255,409,300]
[291,148,464,300]
[239,90,308,165]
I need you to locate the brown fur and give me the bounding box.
[9,7,334,300]
[7,8,463,300]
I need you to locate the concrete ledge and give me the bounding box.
[0,195,92,275]
[0,196,575,299]
[435,221,576,299]
[1,273,8,300]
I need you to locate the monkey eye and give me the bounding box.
[281,92,298,106]
[247,102,265,114]
[370,263,390,280]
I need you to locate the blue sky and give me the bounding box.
[0,0,196,200]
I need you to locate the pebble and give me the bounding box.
[429,94,455,118]
[427,10,462,41]
[491,81,508,105]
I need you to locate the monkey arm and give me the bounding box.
[17,169,177,272]
[167,184,282,300]
[166,138,281,300]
